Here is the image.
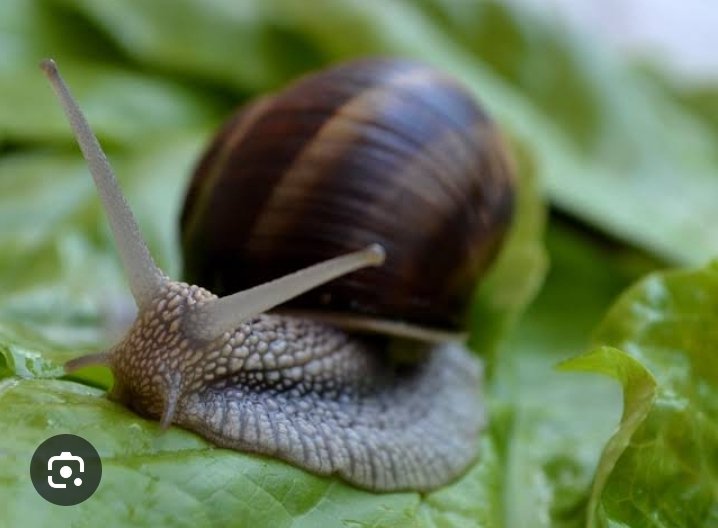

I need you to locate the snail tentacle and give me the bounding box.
[64,351,112,373]
[41,59,166,309]
[188,244,385,342]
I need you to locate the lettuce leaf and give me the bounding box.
[563,263,718,527]
[498,221,660,528]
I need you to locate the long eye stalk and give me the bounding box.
[188,244,385,341]
[41,59,166,310]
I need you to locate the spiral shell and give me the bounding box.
[180,58,514,337]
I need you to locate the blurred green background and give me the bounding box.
[1,1,716,527]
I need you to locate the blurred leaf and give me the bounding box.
[0,62,219,145]
[0,132,205,316]
[563,262,718,527]
[497,221,660,528]
[470,141,548,370]
[47,0,323,91]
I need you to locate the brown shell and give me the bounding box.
[180,58,515,337]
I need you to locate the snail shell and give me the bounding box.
[181,58,514,339]
[43,58,515,492]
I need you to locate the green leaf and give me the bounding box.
[46,0,320,91]
[559,347,656,528]
[563,262,718,527]
[497,222,660,528]
[470,141,548,370]
[0,62,219,146]
[0,375,513,526]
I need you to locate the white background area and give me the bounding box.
[512,0,718,84]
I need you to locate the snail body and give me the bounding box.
[113,284,482,490]
[45,58,514,492]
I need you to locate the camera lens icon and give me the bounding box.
[31,434,102,506]
[48,451,85,488]
[59,465,82,486]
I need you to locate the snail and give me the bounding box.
[43,57,515,492]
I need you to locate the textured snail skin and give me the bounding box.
[110,281,483,492]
